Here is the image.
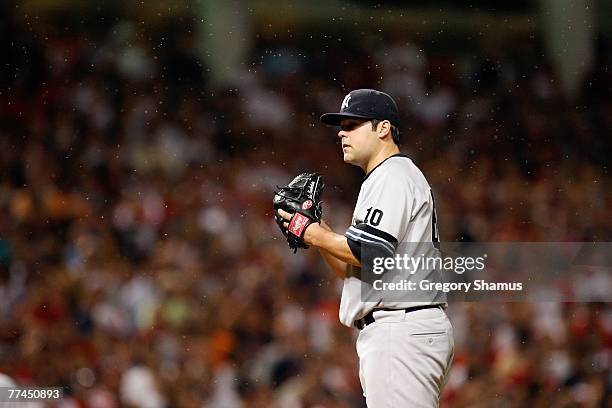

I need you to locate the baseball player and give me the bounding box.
[278,89,454,407]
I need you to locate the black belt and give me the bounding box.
[354,304,443,330]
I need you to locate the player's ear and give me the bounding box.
[378,120,392,140]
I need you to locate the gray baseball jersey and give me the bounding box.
[339,154,446,327]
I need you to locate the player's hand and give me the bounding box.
[277,209,331,228]
[276,208,293,229]
[277,208,325,246]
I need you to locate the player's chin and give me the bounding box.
[342,153,355,164]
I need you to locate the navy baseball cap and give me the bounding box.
[320,89,399,127]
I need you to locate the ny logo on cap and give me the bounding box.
[341,95,351,110]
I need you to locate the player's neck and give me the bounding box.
[364,145,400,174]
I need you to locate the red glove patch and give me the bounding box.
[288,213,310,237]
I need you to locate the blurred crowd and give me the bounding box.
[0,7,611,408]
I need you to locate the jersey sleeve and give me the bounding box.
[345,169,413,262]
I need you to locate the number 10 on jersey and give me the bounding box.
[364,207,383,226]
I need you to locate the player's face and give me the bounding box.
[338,118,378,167]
